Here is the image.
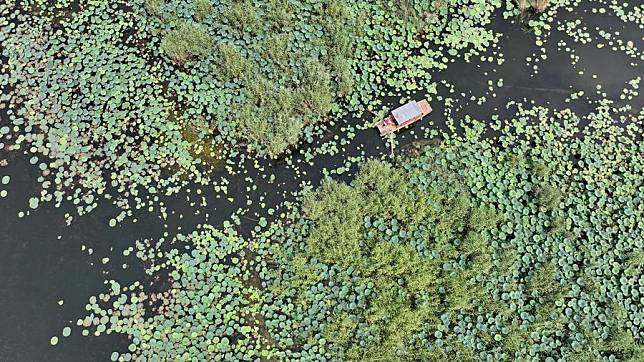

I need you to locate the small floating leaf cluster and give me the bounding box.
[76,226,271,361]
[73,101,643,361]
[349,0,503,111]
[1,1,208,214]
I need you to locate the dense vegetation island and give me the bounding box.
[0,0,641,361]
[76,101,643,361]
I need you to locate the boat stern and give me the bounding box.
[418,99,432,116]
[377,119,395,136]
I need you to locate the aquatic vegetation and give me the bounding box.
[140,0,362,157]
[213,42,252,80]
[74,226,272,360]
[2,0,641,359]
[0,0,511,215]
[160,22,213,63]
[194,0,214,21]
[1,1,207,216]
[71,100,643,360]
[349,0,503,111]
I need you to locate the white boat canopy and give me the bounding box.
[392,101,422,125]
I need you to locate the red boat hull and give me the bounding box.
[376,99,432,136]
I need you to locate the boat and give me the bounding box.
[376,99,432,136]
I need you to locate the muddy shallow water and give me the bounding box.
[0,4,642,361]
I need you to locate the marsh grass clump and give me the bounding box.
[194,0,213,21]
[264,0,292,30]
[160,21,213,63]
[536,183,562,210]
[225,0,258,34]
[297,59,334,116]
[219,55,339,157]
[148,0,361,157]
[262,33,291,68]
[144,0,163,17]
[527,261,560,299]
[285,159,500,359]
[531,160,551,178]
[214,42,252,79]
[235,79,304,156]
